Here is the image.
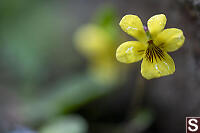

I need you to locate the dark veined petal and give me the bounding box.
[141,47,175,80]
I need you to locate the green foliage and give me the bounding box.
[20,73,114,124]
[40,115,88,133]
[92,4,121,44]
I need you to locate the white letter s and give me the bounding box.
[188,119,198,132]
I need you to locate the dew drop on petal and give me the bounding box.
[155,64,162,73]
[125,46,134,53]
[126,26,138,31]
[163,61,170,70]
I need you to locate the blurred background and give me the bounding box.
[0,0,199,133]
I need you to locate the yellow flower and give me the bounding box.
[116,14,185,79]
[74,24,113,59]
[74,24,120,84]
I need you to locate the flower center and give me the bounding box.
[145,40,165,63]
[148,40,154,45]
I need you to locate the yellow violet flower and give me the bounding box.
[74,24,120,84]
[75,24,113,59]
[116,14,185,79]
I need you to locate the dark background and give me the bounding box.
[0,0,199,133]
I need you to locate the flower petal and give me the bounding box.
[141,51,175,79]
[74,24,112,57]
[119,15,148,43]
[147,14,167,38]
[154,28,185,52]
[116,41,147,63]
